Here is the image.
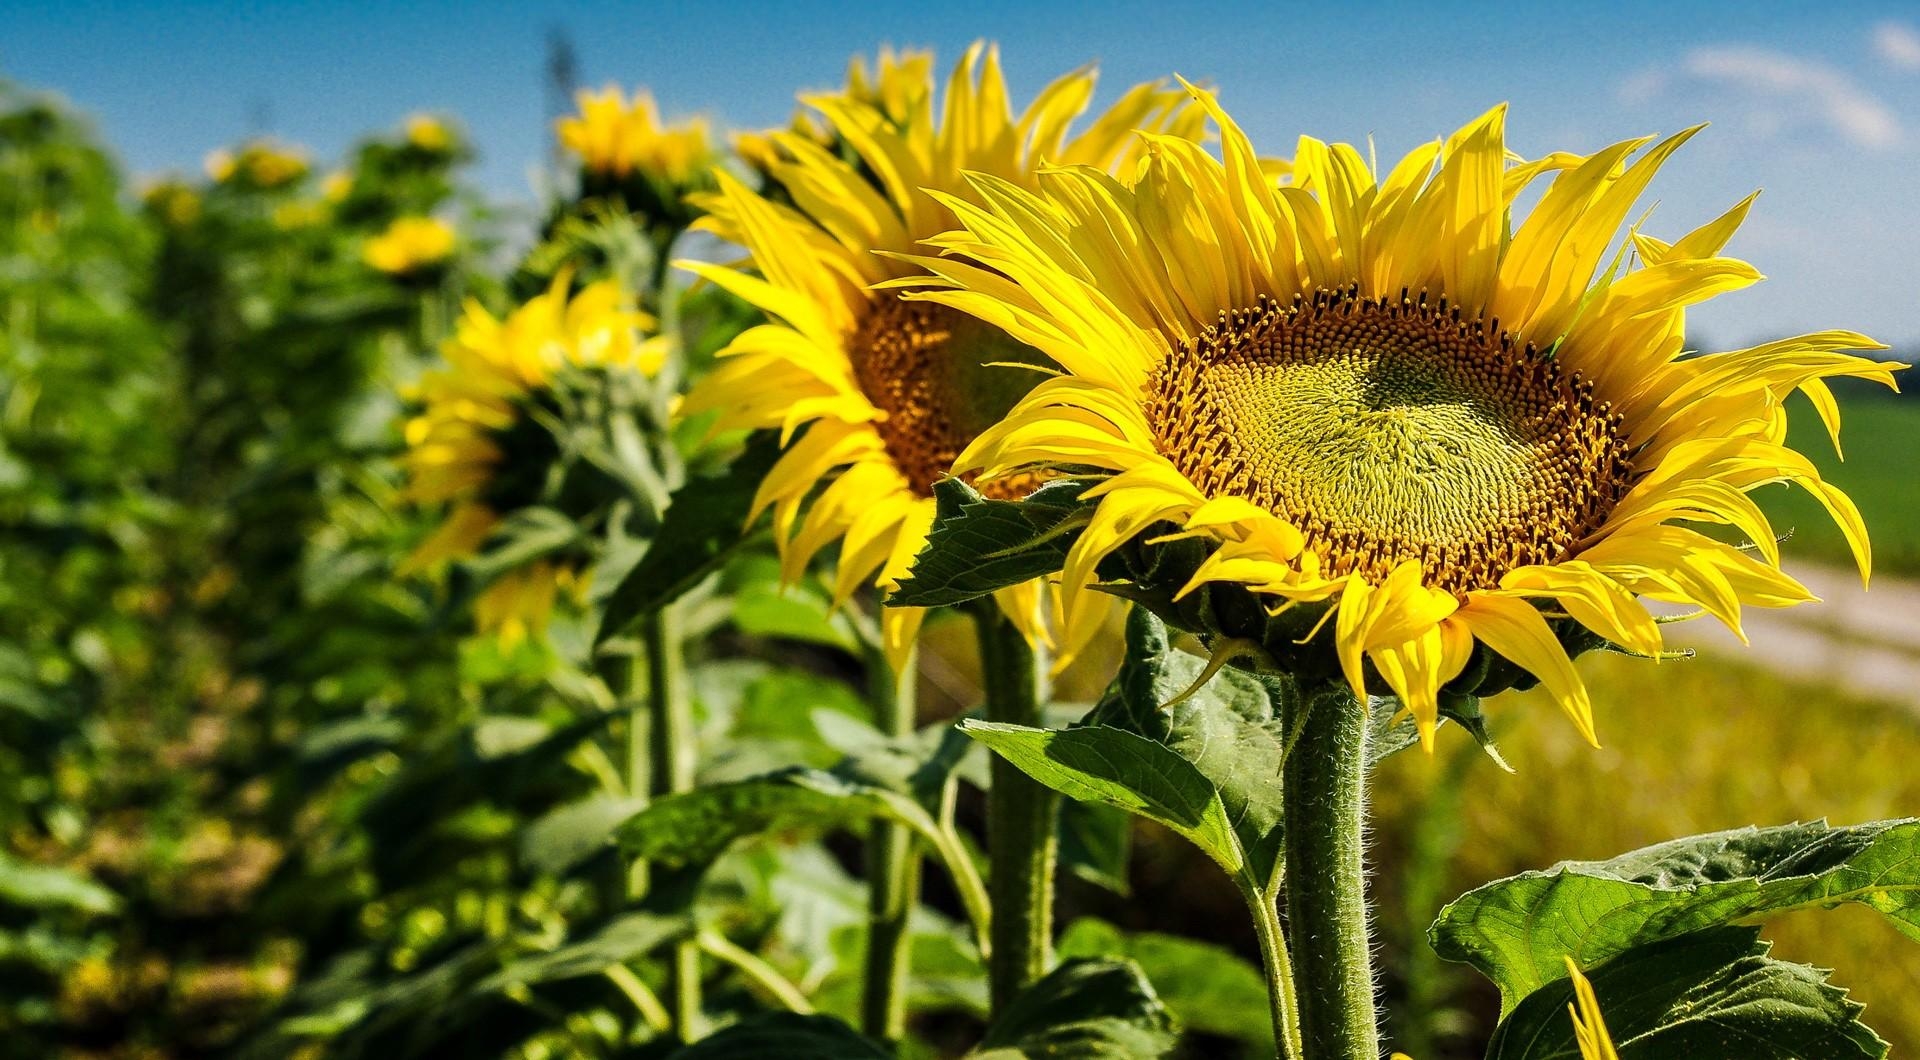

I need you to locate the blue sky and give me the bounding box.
[7,0,1920,348]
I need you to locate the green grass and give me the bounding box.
[1756,396,1920,576]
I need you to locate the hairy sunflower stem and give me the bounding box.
[1242,879,1304,1060]
[973,603,1056,1016]
[642,605,702,1040]
[861,643,920,1043]
[1282,682,1378,1058]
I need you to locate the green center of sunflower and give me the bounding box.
[1146,288,1635,594]
[850,296,1054,499]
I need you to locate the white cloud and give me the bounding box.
[1875,21,1920,70]
[1621,45,1901,150]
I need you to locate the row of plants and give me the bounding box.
[1,43,1912,1059]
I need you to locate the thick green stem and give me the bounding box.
[1282,684,1378,1059]
[974,605,1055,1016]
[861,645,920,1043]
[1243,882,1304,1060]
[643,606,701,1040]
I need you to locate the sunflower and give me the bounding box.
[365,216,456,276]
[404,113,456,154]
[321,171,354,204]
[401,275,668,643]
[141,179,201,227]
[912,86,1900,745]
[558,86,713,195]
[678,44,1203,670]
[204,140,309,189]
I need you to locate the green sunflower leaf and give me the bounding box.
[1486,927,1887,1060]
[959,719,1246,875]
[887,476,1093,607]
[1059,800,1134,896]
[1431,817,1920,1013]
[1058,918,1273,1053]
[616,765,941,870]
[474,911,692,994]
[960,608,1302,889]
[972,957,1179,1059]
[667,1013,892,1059]
[461,506,581,585]
[1085,607,1295,881]
[0,850,120,916]
[518,793,649,876]
[594,429,780,645]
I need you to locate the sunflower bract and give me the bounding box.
[911,84,1903,746]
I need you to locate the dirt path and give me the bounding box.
[1657,563,1920,709]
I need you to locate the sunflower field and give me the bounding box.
[4,42,1918,1060]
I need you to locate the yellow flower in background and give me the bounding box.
[272,200,327,231]
[475,563,590,650]
[1566,959,1622,1060]
[401,276,668,642]
[364,216,457,274]
[204,140,309,189]
[321,171,354,204]
[679,43,1203,670]
[918,86,1900,745]
[404,113,455,153]
[556,85,712,186]
[141,179,201,227]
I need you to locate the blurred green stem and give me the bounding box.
[641,604,702,1040]
[605,964,672,1033]
[974,603,1055,1016]
[1282,683,1379,1059]
[698,930,813,1014]
[862,643,920,1042]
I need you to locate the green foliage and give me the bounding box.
[595,430,780,644]
[668,1013,892,1059]
[619,767,937,870]
[888,477,1090,607]
[7,58,1918,1060]
[1486,928,1885,1060]
[963,608,1303,890]
[974,957,1178,1059]
[0,850,119,916]
[1431,818,1920,1012]
[1058,918,1273,1054]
